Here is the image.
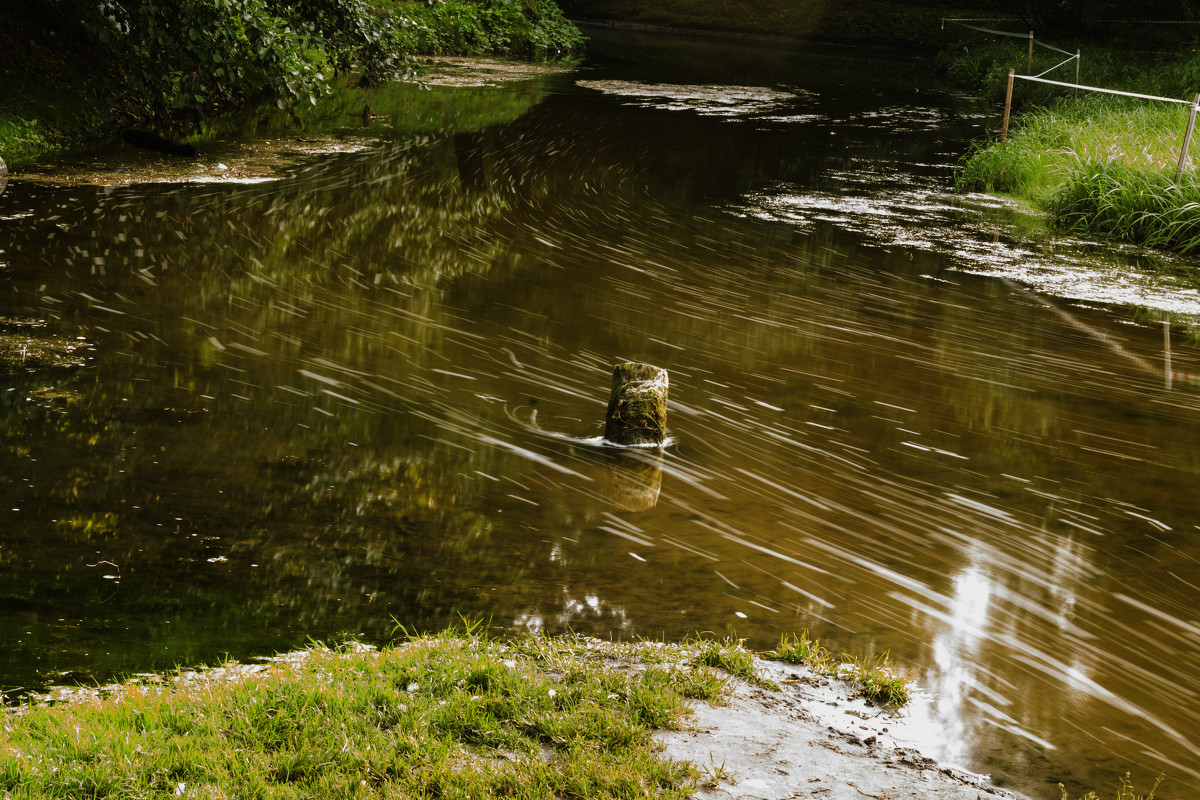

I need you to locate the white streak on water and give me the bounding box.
[477,435,592,480]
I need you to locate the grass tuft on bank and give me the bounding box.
[770,630,911,707]
[0,629,913,800]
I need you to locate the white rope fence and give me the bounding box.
[1032,54,1081,79]
[1001,72,1200,180]
[1014,74,1195,105]
[945,17,1200,178]
[942,18,1079,78]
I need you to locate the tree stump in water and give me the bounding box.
[604,362,668,446]
[0,156,7,196]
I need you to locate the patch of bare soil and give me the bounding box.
[659,658,1028,800]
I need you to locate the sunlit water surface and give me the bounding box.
[3,28,1200,800]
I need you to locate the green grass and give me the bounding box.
[558,0,965,50]
[947,31,1200,256]
[0,0,584,171]
[769,630,833,671]
[1,628,918,800]
[2,631,709,800]
[0,117,58,170]
[768,630,911,707]
[955,94,1200,254]
[687,634,776,688]
[840,654,912,707]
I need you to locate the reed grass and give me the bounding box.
[956,97,1200,254]
[947,29,1200,256]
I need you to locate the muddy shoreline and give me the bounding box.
[661,657,1028,800]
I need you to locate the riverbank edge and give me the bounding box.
[940,33,1200,258]
[2,629,1023,800]
[0,2,584,174]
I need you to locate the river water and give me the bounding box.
[3,27,1200,799]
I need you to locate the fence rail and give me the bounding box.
[943,18,1079,78]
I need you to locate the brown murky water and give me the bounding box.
[3,28,1200,799]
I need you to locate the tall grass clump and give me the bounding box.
[957,94,1200,253]
[945,28,1200,256]
[1048,163,1200,253]
[840,654,912,707]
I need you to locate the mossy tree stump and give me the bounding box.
[604,362,668,446]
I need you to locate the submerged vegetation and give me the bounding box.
[0,0,584,169]
[1061,772,1164,800]
[0,629,911,799]
[947,31,1200,255]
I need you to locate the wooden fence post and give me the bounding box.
[1001,70,1015,143]
[1074,50,1080,100]
[1027,31,1034,75]
[1175,93,1200,183]
[1164,312,1173,391]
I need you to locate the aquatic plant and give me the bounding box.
[1061,771,1164,800]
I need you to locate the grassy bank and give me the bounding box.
[0,0,584,171]
[947,33,1200,255]
[0,628,907,799]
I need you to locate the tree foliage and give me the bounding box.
[0,0,583,134]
